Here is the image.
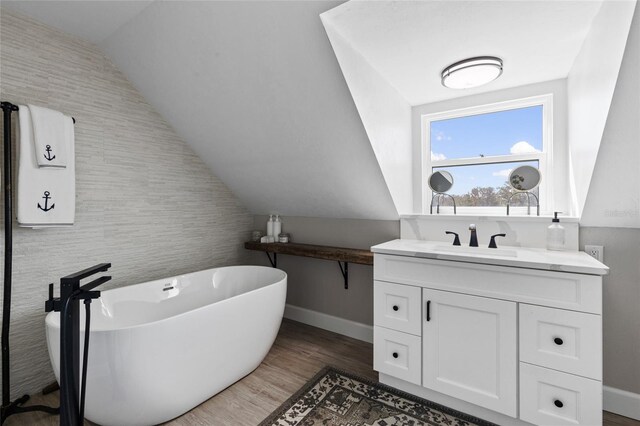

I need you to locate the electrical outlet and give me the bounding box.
[585,245,604,262]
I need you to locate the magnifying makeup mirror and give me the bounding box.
[428,170,454,193]
[508,165,541,191]
[507,165,541,216]
[428,171,456,214]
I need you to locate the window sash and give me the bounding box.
[432,153,542,168]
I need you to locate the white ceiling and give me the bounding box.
[4,0,630,220]
[322,1,604,106]
[99,1,399,219]
[1,0,153,44]
[1,0,399,219]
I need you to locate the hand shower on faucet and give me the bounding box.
[469,224,478,247]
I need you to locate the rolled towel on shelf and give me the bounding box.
[17,105,75,228]
[27,104,69,168]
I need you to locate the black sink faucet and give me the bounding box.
[469,224,478,247]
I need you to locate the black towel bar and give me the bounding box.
[0,102,76,123]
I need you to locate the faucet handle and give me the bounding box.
[45,283,60,312]
[445,231,461,246]
[488,233,507,249]
[469,223,476,230]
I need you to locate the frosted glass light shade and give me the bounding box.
[441,57,503,89]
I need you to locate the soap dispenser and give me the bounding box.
[267,215,274,238]
[273,215,282,239]
[547,212,565,251]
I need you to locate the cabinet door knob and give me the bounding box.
[392,352,398,359]
[554,337,564,346]
[392,305,399,311]
[554,399,564,408]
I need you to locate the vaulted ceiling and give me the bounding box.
[2,0,399,220]
[1,0,636,220]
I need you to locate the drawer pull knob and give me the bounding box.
[393,305,399,311]
[554,337,564,346]
[392,352,398,359]
[554,400,564,408]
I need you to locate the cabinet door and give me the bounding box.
[423,289,517,417]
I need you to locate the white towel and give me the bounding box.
[27,104,69,168]
[17,105,75,227]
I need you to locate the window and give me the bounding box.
[422,95,552,215]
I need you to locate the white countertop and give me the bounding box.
[371,239,609,276]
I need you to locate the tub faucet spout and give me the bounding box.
[469,224,478,247]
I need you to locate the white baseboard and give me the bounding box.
[284,304,373,343]
[604,386,640,420]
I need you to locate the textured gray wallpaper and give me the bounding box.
[0,10,253,396]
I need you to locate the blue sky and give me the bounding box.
[430,106,542,194]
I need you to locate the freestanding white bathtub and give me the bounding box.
[45,265,287,426]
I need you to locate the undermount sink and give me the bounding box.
[408,242,518,257]
[432,244,519,258]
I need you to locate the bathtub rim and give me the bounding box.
[45,265,287,333]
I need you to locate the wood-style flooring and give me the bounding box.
[6,319,639,426]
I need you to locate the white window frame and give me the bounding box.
[421,94,553,216]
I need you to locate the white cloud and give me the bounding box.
[431,151,447,161]
[510,141,540,154]
[433,131,452,142]
[492,168,513,178]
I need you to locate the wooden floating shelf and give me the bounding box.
[244,241,373,289]
[244,241,373,265]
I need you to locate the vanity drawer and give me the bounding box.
[374,281,422,335]
[520,304,602,379]
[520,363,601,426]
[374,254,602,314]
[373,326,421,385]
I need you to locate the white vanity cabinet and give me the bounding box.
[371,241,607,426]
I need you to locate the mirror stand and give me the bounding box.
[506,191,539,216]
[430,192,457,215]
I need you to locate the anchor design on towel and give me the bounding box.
[37,191,55,212]
[44,145,56,161]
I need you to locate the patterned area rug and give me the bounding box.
[259,366,496,426]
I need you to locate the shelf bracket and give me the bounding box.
[266,252,277,268]
[338,261,349,289]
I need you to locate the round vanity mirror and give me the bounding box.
[428,171,454,193]
[508,165,541,191]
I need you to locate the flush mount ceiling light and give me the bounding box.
[441,56,503,89]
